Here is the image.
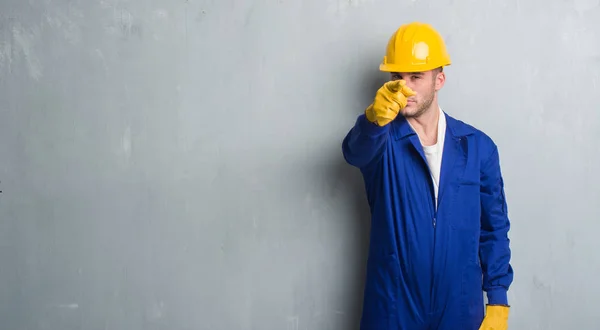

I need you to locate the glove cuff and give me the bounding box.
[485,304,510,320]
[364,104,376,123]
[357,113,390,136]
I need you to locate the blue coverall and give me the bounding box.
[342,112,514,330]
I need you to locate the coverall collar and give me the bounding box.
[391,107,475,140]
[391,107,477,206]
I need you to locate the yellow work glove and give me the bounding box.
[365,79,416,126]
[479,305,510,330]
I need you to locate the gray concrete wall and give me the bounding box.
[0,0,598,329]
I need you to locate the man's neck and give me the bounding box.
[407,105,440,146]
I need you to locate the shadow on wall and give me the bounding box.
[333,71,389,328]
[330,155,370,329]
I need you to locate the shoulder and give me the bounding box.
[445,112,498,158]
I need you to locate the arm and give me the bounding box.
[341,111,390,169]
[342,79,415,169]
[479,144,514,306]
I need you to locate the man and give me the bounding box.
[342,22,514,330]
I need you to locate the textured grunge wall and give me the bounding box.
[0,0,599,329]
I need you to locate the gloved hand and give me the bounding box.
[479,305,510,330]
[365,79,416,126]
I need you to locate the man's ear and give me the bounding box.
[435,71,446,91]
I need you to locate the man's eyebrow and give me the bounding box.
[394,72,424,76]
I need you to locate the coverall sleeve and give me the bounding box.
[479,144,514,306]
[341,114,390,169]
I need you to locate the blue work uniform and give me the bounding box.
[342,111,514,330]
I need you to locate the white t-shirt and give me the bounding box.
[410,107,446,208]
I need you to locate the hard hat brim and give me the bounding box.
[379,61,451,73]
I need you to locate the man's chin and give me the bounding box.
[400,106,418,118]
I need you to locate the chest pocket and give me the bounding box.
[449,137,481,231]
[451,178,481,230]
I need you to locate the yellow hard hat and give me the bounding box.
[380,22,451,73]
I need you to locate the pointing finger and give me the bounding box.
[399,83,416,97]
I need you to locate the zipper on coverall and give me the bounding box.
[427,164,438,322]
